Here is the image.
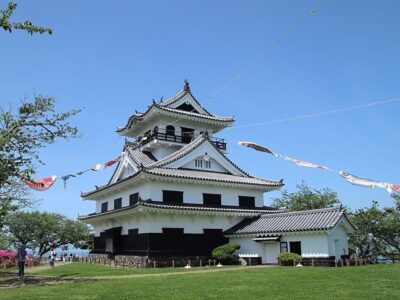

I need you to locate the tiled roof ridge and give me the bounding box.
[145,133,253,178]
[107,142,130,185]
[126,146,157,167]
[153,103,234,122]
[207,134,251,177]
[159,80,213,116]
[260,206,342,218]
[224,206,352,236]
[139,199,282,213]
[144,167,283,186]
[78,199,284,220]
[116,102,234,134]
[82,165,283,198]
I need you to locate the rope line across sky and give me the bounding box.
[166,0,327,128]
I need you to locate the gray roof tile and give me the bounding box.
[144,168,283,187]
[127,147,157,167]
[78,199,284,220]
[225,207,351,235]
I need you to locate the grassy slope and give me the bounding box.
[2,264,399,299]
[38,262,235,277]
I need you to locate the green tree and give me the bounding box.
[0,231,13,249]
[392,193,400,211]
[1,3,79,228]
[1,2,52,35]
[0,97,80,228]
[349,201,400,262]
[5,211,92,257]
[0,179,33,229]
[271,181,342,211]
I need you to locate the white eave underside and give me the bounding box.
[78,202,283,222]
[81,169,283,200]
[117,105,234,137]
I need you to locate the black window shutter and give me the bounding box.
[162,190,183,204]
[203,194,221,206]
[129,193,139,206]
[239,196,255,208]
[114,198,122,210]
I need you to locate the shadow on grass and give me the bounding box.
[0,274,96,289]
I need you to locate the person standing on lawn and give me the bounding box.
[16,244,27,280]
[49,248,56,268]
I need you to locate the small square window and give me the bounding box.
[280,242,288,253]
[238,196,255,208]
[129,193,139,206]
[114,198,122,210]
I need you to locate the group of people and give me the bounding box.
[16,245,79,280]
[59,252,78,262]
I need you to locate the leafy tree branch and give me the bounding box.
[0,2,52,35]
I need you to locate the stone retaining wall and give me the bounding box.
[88,253,213,268]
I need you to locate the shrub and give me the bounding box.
[277,252,302,266]
[212,243,240,264]
[0,250,17,269]
[0,250,40,269]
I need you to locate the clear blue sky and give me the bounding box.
[1,0,399,218]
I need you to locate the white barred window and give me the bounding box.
[195,159,203,168]
[195,159,211,169]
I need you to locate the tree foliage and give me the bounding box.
[5,211,92,257]
[0,179,33,229]
[392,193,400,211]
[0,231,13,249]
[349,200,400,262]
[0,96,80,185]
[271,181,342,211]
[0,2,52,35]
[0,97,80,227]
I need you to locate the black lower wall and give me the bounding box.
[93,229,228,258]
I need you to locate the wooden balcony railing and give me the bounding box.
[138,129,227,151]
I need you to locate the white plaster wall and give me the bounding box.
[281,234,329,257]
[95,183,152,213]
[147,181,264,207]
[327,225,350,259]
[231,233,331,263]
[94,181,265,212]
[91,212,245,236]
[230,237,266,261]
[151,145,181,160]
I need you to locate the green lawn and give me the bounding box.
[38,262,237,277]
[1,263,399,299]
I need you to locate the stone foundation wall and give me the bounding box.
[114,255,149,268]
[88,253,214,268]
[145,256,211,268]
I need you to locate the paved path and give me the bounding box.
[25,261,73,274]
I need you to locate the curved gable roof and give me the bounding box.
[116,82,234,135]
[159,80,213,116]
[145,132,249,176]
